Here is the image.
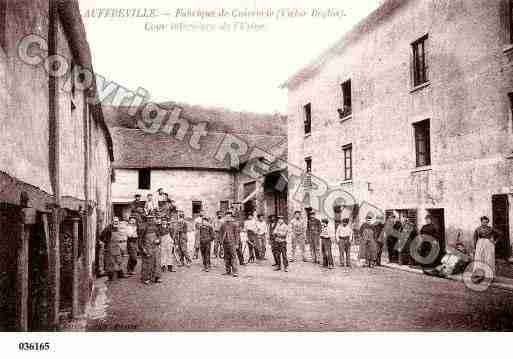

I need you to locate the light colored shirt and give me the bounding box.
[320,222,335,239]
[289,218,306,236]
[255,220,267,236]
[336,224,353,243]
[245,219,257,233]
[273,222,289,241]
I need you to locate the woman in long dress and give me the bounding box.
[159,219,177,273]
[473,216,500,281]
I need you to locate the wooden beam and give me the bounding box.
[71,217,80,318]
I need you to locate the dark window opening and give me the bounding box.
[412,35,428,87]
[414,119,431,167]
[220,200,229,213]
[342,144,353,181]
[304,157,312,188]
[138,168,151,190]
[304,103,312,135]
[338,80,352,118]
[192,201,202,216]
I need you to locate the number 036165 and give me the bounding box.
[18,342,50,351]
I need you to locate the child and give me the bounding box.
[336,218,353,267]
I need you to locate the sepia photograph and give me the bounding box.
[1,0,513,354]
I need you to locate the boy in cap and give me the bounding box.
[320,217,335,269]
[219,210,241,277]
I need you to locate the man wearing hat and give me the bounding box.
[139,214,162,284]
[307,211,322,264]
[219,210,241,277]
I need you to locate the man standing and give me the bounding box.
[174,210,192,267]
[126,216,139,275]
[245,213,259,262]
[255,214,268,260]
[419,214,443,267]
[374,215,385,266]
[212,211,224,258]
[220,211,241,277]
[193,211,204,260]
[289,211,307,262]
[130,193,145,224]
[199,216,215,272]
[145,193,157,216]
[102,217,126,281]
[384,214,401,263]
[336,218,353,267]
[139,215,163,284]
[273,216,289,272]
[307,211,322,264]
[359,213,378,267]
[268,215,279,267]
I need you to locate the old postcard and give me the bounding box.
[1,0,513,356]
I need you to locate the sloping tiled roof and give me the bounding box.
[111,126,286,170]
[103,102,287,136]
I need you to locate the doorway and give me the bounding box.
[492,194,511,258]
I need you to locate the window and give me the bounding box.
[412,35,428,87]
[338,80,352,118]
[342,144,352,181]
[304,157,312,188]
[138,168,151,190]
[220,200,229,213]
[192,201,202,215]
[303,103,312,135]
[305,157,312,173]
[413,120,431,167]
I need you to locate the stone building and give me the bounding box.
[282,0,513,257]
[106,104,287,220]
[0,0,113,330]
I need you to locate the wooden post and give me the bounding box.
[48,208,61,330]
[17,208,36,331]
[71,217,80,318]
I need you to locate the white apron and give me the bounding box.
[474,237,495,277]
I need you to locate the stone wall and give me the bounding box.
[112,168,234,218]
[286,0,513,249]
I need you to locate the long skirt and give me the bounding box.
[474,238,495,278]
[160,233,175,266]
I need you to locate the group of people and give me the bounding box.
[100,190,502,284]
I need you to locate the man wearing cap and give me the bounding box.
[336,218,353,267]
[198,216,215,272]
[219,211,241,277]
[174,211,192,267]
[289,210,307,262]
[193,210,205,260]
[130,194,145,224]
[212,211,224,259]
[139,215,162,284]
[102,216,127,281]
[359,213,378,267]
[273,216,290,272]
[307,211,322,264]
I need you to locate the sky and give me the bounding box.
[79,0,382,114]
